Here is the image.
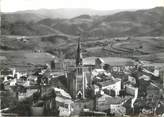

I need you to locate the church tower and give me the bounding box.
[75,36,86,99]
[76,37,83,66]
[67,35,88,99]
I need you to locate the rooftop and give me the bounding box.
[96,78,120,87]
[97,94,130,105]
[56,96,73,104]
[53,87,71,99]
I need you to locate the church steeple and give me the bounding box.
[76,36,83,66]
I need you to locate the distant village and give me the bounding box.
[0,37,164,117]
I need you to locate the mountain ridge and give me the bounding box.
[2,8,127,19]
[1,7,164,37]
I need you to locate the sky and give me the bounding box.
[1,0,164,12]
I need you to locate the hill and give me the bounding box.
[12,8,123,19]
[1,13,45,23]
[1,7,164,36]
[1,7,164,71]
[37,7,164,37]
[95,7,164,37]
[1,20,61,36]
[1,8,123,24]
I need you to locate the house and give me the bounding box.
[91,65,121,96]
[110,104,126,116]
[18,88,38,101]
[139,75,151,81]
[128,75,136,85]
[50,73,67,91]
[95,94,128,113]
[41,87,73,116]
[92,69,106,77]
[146,83,160,98]
[95,58,104,69]
[32,87,74,116]
[55,96,74,116]
[27,75,38,85]
[94,78,121,96]
[0,68,16,77]
[125,84,138,109]
[53,87,71,99]
[155,101,164,115]
[125,84,138,97]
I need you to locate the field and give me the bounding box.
[83,36,164,64]
[0,50,55,72]
[1,35,164,72]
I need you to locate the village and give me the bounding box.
[0,37,164,117]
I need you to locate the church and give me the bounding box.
[67,37,89,99]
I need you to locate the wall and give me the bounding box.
[125,85,138,97]
[102,80,121,96]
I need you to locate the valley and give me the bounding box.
[1,34,164,71]
[1,7,164,71]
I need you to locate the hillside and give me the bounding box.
[12,8,123,19]
[1,20,61,36]
[2,7,164,36]
[1,13,45,23]
[95,7,164,36]
[1,7,164,72]
[47,7,164,37]
[1,8,123,23]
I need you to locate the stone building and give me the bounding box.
[67,37,88,99]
